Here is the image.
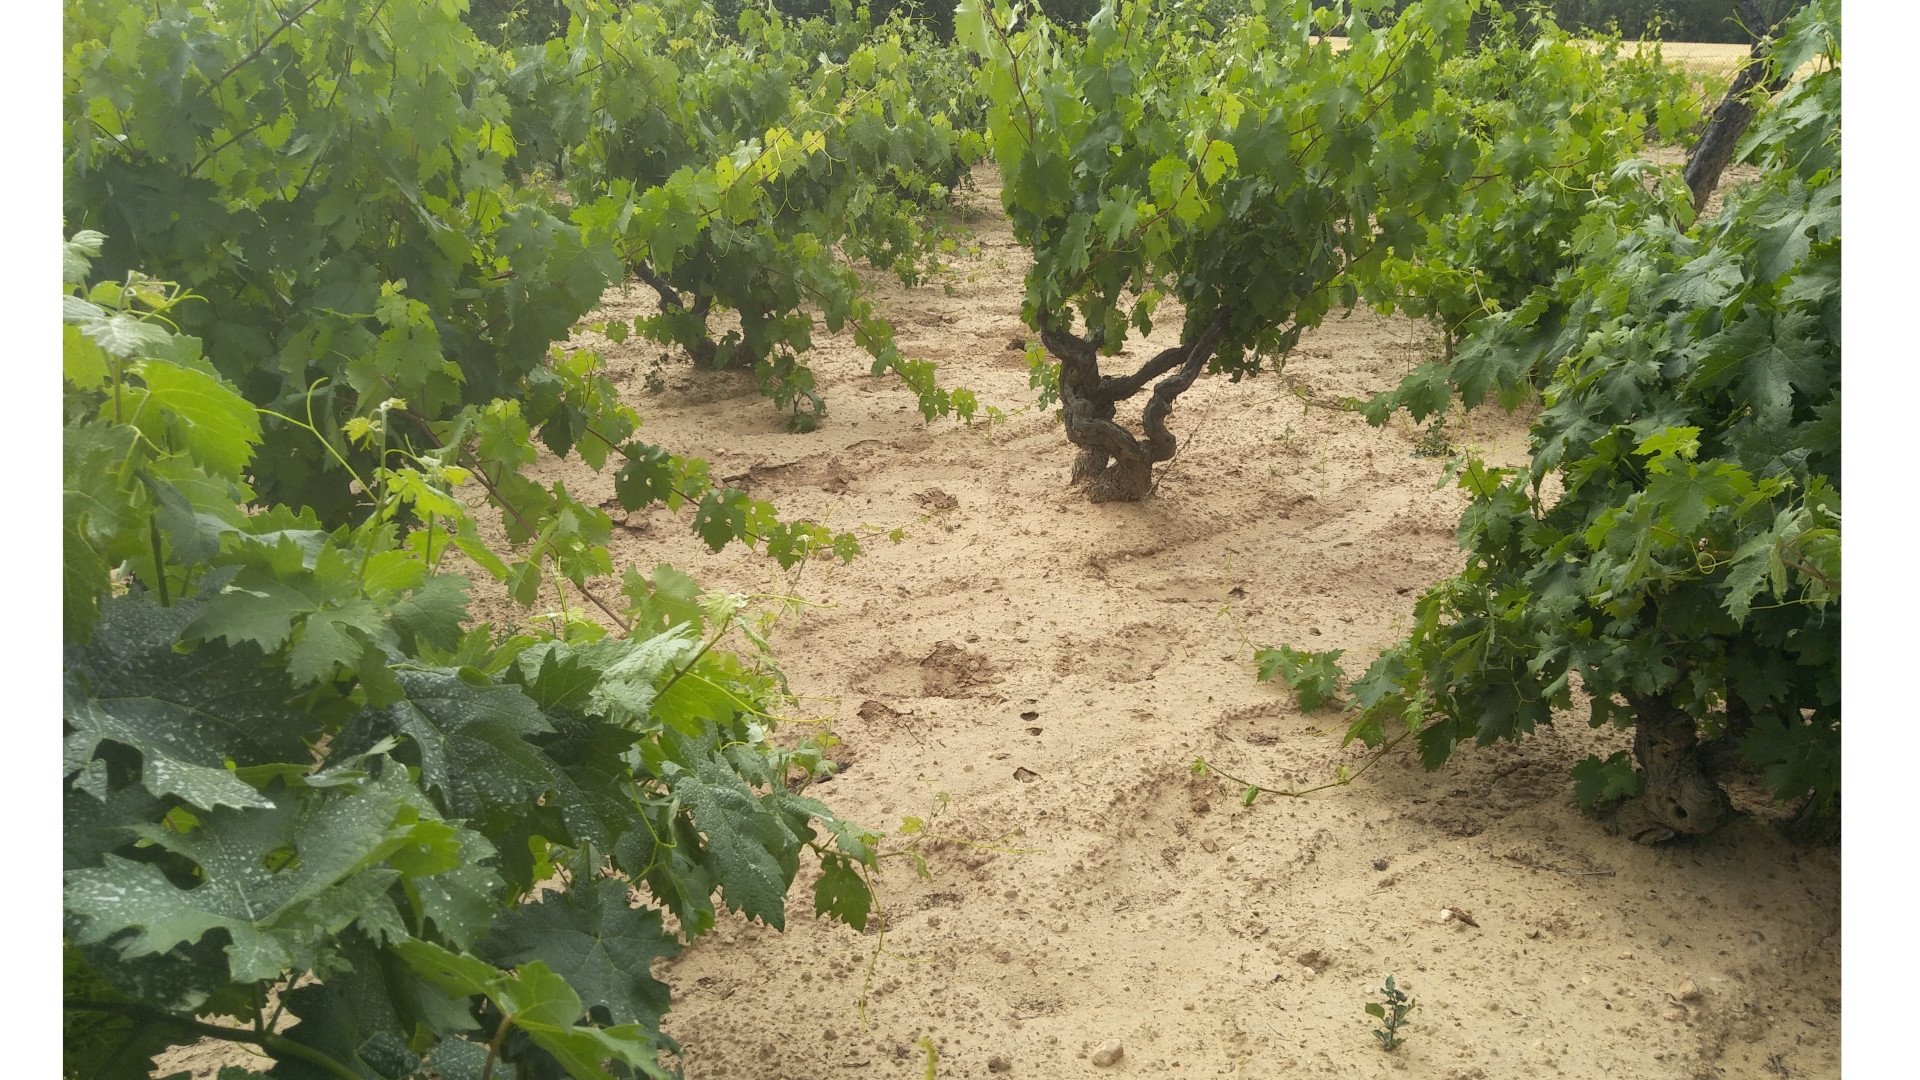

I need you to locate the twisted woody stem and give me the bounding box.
[1038,306,1233,501]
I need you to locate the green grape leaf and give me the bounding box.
[65,780,162,872]
[61,945,195,1080]
[671,754,801,928]
[623,563,707,637]
[1253,645,1347,712]
[1741,711,1839,806]
[183,576,313,654]
[419,1036,491,1079]
[651,666,738,737]
[65,322,111,389]
[364,668,557,820]
[65,766,421,984]
[392,939,499,1000]
[389,573,474,655]
[288,598,390,686]
[584,630,700,725]
[64,229,106,283]
[812,852,872,931]
[480,875,680,1030]
[66,586,313,812]
[509,642,604,714]
[273,936,424,1080]
[404,832,504,951]
[1644,462,1740,537]
[693,488,751,551]
[130,360,262,479]
[1570,751,1641,808]
[74,307,174,359]
[613,443,679,511]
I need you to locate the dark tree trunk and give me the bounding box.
[1695,689,1754,778]
[1682,0,1792,215]
[1612,691,1732,844]
[1039,307,1233,502]
[632,260,720,367]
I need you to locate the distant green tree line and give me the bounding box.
[1523,0,1802,42]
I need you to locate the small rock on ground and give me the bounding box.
[1091,1040,1124,1067]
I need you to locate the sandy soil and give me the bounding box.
[152,163,1840,1079]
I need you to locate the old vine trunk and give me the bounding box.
[1613,691,1733,844]
[1039,308,1232,502]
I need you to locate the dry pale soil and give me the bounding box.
[156,164,1840,1080]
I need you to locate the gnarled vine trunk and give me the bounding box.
[1613,691,1732,844]
[1038,307,1233,502]
[633,260,721,367]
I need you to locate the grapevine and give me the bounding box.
[63,236,882,1078]
[1265,0,1841,841]
[963,0,1489,500]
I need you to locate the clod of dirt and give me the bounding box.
[1091,1041,1124,1067]
[1671,977,1704,1003]
[1026,726,1043,736]
[987,1054,1013,1073]
[1296,950,1332,975]
[915,488,959,510]
[918,641,999,697]
[1372,857,1391,871]
[857,699,909,724]
[1013,767,1040,783]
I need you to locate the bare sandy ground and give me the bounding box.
[151,161,1839,1079]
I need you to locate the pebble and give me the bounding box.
[1672,977,1704,1002]
[1091,1040,1125,1067]
[988,1055,1012,1073]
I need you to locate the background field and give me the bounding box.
[449,163,1838,1080]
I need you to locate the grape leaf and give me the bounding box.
[288,599,390,686]
[622,562,707,637]
[65,767,420,983]
[65,586,313,812]
[388,573,474,655]
[672,754,802,928]
[812,852,872,931]
[1570,751,1641,808]
[1742,711,1839,806]
[62,945,199,1080]
[480,875,680,1030]
[364,668,557,820]
[272,936,424,1080]
[1254,645,1347,711]
[583,629,700,724]
[693,488,750,551]
[504,964,669,1080]
[131,359,262,479]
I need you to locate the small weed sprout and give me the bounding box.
[1366,975,1416,1051]
[1412,413,1452,458]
